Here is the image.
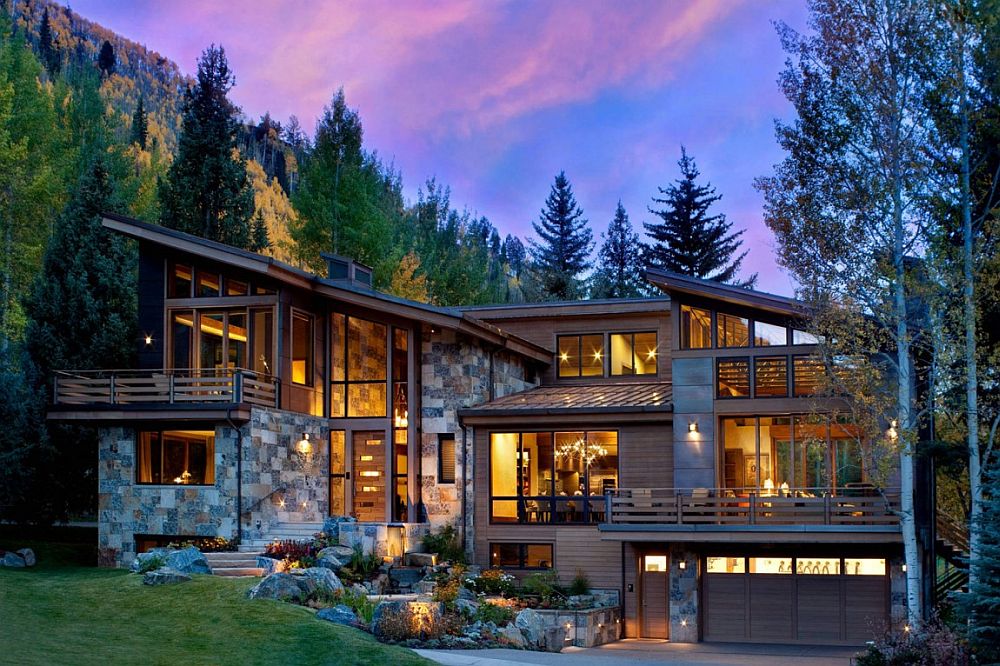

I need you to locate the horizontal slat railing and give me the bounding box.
[53,369,278,409]
[608,487,901,528]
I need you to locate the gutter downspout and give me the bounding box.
[226,405,243,545]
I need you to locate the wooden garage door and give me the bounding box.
[703,556,888,645]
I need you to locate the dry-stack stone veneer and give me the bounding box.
[419,329,535,538]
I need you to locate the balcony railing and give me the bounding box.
[53,368,279,409]
[606,487,901,527]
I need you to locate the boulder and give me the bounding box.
[543,625,568,652]
[291,567,344,595]
[247,573,308,602]
[404,552,435,567]
[1,551,25,568]
[143,567,191,585]
[455,598,479,617]
[16,548,36,567]
[131,546,210,575]
[371,600,444,641]
[317,604,359,627]
[457,585,477,601]
[318,545,356,562]
[514,608,544,646]
[316,554,344,571]
[498,624,529,648]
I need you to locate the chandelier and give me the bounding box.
[555,437,607,465]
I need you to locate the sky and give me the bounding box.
[69,0,812,296]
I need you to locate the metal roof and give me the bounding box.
[459,382,673,417]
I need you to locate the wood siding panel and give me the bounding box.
[796,578,843,642]
[844,578,887,640]
[554,528,621,589]
[619,424,673,489]
[748,576,795,641]
[704,575,748,641]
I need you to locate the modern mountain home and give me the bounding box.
[49,213,937,646]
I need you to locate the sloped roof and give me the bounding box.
[459,382,673,417]
[645,266,805,317]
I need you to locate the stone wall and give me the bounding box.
[97,407,328,568]
[668,547,699,643]
[419,329,534,541]
[533,606,622,648]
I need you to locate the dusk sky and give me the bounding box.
[69,0,811,296]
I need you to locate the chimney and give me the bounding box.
[320,252,373,288]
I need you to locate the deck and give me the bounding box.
[52,369,279,409]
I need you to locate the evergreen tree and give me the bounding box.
[38,7,59,76]
[645,148,756,288]
[97,39,114,77]
[250,210,270,252]
[158,44,254,249]
[968,458,1000,662]
[131,95,148,150]
[591,201,645,299]
[22,157,137,520]
[528,171,593,300]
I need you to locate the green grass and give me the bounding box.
[0,538,431,666]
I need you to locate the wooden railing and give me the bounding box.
[606,487,901,527]
[53,369,279,409]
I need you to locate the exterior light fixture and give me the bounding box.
[278,498,285,508]
[688,420,698,434]
[681,619,688,627]
[887,420,899,442]
[901,563,907,572]
[296,433,312,455]
[143,334,153,346]
[679,561,686,570]
[904,625,911,633]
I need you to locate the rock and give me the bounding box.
[318,545,355,562]
[322,515,357,540]
[131,546,210,575]
[247,573,308,602]
[317,604,359,627]
[350,583,367,596]
[455,598,479,617]
[1,551,25,568]
[291,567,344,595]
[316,554,344,571]
[543,625,568,652]
[404,552,436,567]
[256,556,278,575]
[515,608,544,646]
[16,548,36,567]
[371,600,444,641]
[143,567,192,585]
[498,624,529,648]
[457,585,476,601]
[389,566,423,591]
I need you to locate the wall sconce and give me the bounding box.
[678,561,687,570]
[143,333,154,346]
[901,563,907,572]
[296,433,312,455]
[681,619,688,627]
[688,420,698,434]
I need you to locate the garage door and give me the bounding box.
[703,556,888,645]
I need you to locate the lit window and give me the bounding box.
[439,435,456,484]
[793,329,820,345]
[845,558,886,576]
[717,358,750,398]
[706,557,745,574]
[225,279,248,296]
[793,355,825,396]
[490,543,553,569]
[644,555,668,572]
[557,335,604,377]
[749,557,792,574]
[196,271,221,297]
[717,313,750,348]
[754,356,788,397]
[680,305,711,349]
[137,430,215,485]
[610,332,658,376]
[796,558,840,575]
[169,263,193,298]
[291,311,313,386]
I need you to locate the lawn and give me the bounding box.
[0,535,431,666]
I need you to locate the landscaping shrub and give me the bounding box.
[464,568,515,597]
[342,544,382,581]
[568,569,590,596]
[474,602,516,626]
[433,567,465,610]
[521,570,563,601]
[166,536,236,553]
[854,617,968,666]
[136,554,165,574]
[337,587,378,625]
[372,605,413,642]
[263,539,317,565]
[421,524,466,564]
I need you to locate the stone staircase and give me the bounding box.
[237,521,324,553]
[203,551,266,577]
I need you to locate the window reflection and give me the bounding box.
[681,305,712,349]
[717,313,750,348]
[754,321,788,346]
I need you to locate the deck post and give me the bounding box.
[233,370,243,403]
[676,493,683,524]
[109,373,116,405]
[605,493,613,523]
[749,493,756,525]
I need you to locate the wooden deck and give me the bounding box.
[607,487,901,527]
[53,369,279,409]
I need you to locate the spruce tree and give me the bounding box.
[591,201,645,298]
[23,157,137,519]
[131,95,148,150]
[645,148,756,287]
[529,171,593,300]
[38,7,59,76]
[158,44,254,249]
[97,40,115,77]
[969,458,1000,663]
[250,210,270,252]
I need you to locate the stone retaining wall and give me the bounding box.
[533,606,622,648]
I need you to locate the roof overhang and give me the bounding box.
[47,403,253,423]
[460,409,673,427]
[101,213,551,363]
[598,523,902,544]
[645,266,805,318]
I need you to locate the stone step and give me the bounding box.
[211,566,265,577]
[204,551,259,561]
[205,557,260,568]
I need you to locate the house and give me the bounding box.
[49,213,934,646]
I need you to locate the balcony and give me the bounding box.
[53,368,279,409]
[600,487,901,542]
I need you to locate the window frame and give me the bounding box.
[489,542,554,569]
[438,434,456,484]
[717,312,751,348]
[679,304,713,350]
[556,333,606,378]
[135,429,216,486]
[291,309,315,387]
[716,356,751,399]
[610,331,658,377]
[329,314,391,418]
[753,355,790,398]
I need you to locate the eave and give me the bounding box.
[645,266,805,318]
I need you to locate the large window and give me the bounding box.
[557,334,604,377]
[720,415,867,495]
[754,356,788,398]
[291,311,313,386]
[169,308,271,374]
[490,431,618,524]
[330,315,388,417]
[610,332,657,376]
[717,358,750,398]
[167,261,274,299]
[137,430,215,485]
[707,556,885,577]
[680,305,712,349]
[490,543,553,569]
[717,313,750,348]
[754,321,788,346]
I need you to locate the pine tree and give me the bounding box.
[97,39,115,77]
[158,45,254,249]
[645,148,756,288]
[250,210,270,252]
[130,95,148,150]
[529,171,593,300]
[591,201,645,299]
[968,458,1000,662]
[38,7,59,76]
[23,157,137,520]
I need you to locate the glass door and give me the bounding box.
[330,431,347,516]
[353,430,386,521]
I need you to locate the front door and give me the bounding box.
[352,430,387,521]
[640,553,669,639]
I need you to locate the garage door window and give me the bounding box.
[749,557,792,574]
[845,558,886,575]
[706,557,745,573]
[797,558,841,575]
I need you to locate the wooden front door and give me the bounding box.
[640,554,669,639]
